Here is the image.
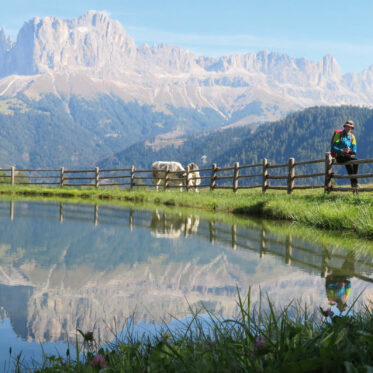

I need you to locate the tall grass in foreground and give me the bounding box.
[7,291,373,373]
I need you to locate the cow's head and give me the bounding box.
[187,162,199,171]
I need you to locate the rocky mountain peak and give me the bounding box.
[0,27,13,51]
[76,10,110,25]
[319,54,341,80]
[137,43,201,73]
[0,27,13,74]
[1,11,137,77]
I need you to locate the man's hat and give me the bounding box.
[344,120,354,129]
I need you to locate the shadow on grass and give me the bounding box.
[232,202,267,217]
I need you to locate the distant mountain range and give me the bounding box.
[1,11,373,168]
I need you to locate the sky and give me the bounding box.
[1,0,373,73]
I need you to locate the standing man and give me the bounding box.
[331,120,359,188]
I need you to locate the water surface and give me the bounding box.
[0,200,372,367]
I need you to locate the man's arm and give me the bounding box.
[350,134,357,154]
[331,134,344,155]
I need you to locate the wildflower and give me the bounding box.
[253,335,266,354]
[319,306,334,317]
[91,354,107,369]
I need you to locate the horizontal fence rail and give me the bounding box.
[1,152,372,193]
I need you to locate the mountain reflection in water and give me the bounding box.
[0,200,372,357]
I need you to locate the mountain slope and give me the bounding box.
[0,94,225,168]
[98,106,373,176]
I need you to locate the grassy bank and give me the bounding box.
[9,292,373,372]
[0,185,372,238]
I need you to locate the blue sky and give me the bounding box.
[1,0,373,73]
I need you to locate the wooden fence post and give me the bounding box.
[287,158,295,194]
[324,152,333,193]
[165,166,170,191]
[262,158,268,193]
[60,167,64,187]
[95,167,100,188]
[210,163,217,191]
[233,162,239,193]
[130,166,135,190]
[11,166,15,185]
[185,165,190,191]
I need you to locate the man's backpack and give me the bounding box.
[330,129,355,158]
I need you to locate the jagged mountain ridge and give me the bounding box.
[1,11,373,127]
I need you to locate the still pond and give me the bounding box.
[0,199,372,367]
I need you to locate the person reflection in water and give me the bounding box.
[323,250,355,313]
[326,275,351,313]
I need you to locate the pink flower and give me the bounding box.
[253,335,266,354]
[91,354,106,369]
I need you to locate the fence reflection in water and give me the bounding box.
[2,201,373,285]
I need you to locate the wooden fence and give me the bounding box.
[1,152,372,193]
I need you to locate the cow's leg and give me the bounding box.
[155,178,162,192]
[187,175,191,192]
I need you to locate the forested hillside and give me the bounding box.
[215,106,373,166]
[98,106,373,181]
[0,94,224,168]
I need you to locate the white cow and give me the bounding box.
[152,161,186,191]
[186,162,201,192]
